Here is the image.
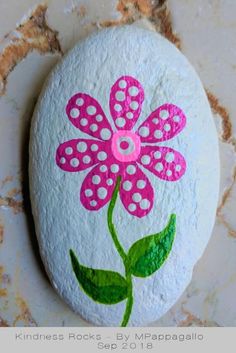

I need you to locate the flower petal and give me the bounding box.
[66,93,113,141]
[110,76,144,131]
[56,139,111,172]
[138,146,186,181]
[119,163,154,218]
[80,161,122,211]
[137,104,186,142]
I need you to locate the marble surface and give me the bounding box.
[0,0,235,327]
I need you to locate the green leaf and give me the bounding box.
[69,249,128,304]
[127,214,176,278]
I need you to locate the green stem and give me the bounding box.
[107,176,127,264]
[121,273,133,327]
[107,176,133,327]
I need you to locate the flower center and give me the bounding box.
[111,130,141,162]
[120,140,129,150]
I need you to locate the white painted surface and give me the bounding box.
[29,27,219,326]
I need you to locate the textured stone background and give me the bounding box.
[0,0,236,327]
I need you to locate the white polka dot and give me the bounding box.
[77,142,87,153]
[92,175,101,185]
[80,118,88,126]
[128,203,136,212]
[141,155,151,165]
[126,165,136,175]
[119,80,127,89]
[140,199,150,210]
[100,128,112,141]
[98,187,108,200]
[83,155,91,164]
[123,181,132,191]
[152,118,159,124]
[137,180,146,189]
[126,112,134,119]
[132,193,142,203]
[70,158,79,167]
[164,124,171,132]
[130,101,139,110]
[111,164,119,173]
[96,114,103,122]
[65,147,73,155]
[155,163,164,172]
[85,189,93,197]
[70,108,80,118]
[166,170,172,176]
[165,152,175,163]
[76,98,84,106]
[173,115,180,122]
[129,86,139,97]
[114,104,122,113]
[97,151,107,161]
[154,151,162,159]
[154,130,163,139]
[176,164,182,172]
[100,165,107,172]
[87,106,96,115]
[90,200,97,207]
[115,91,125,101]
[90,123,98,132]
[107,178,114,186]
[60,157,66,164]
[159,109,169,119]
[91,144,98,151]
[139,126,149,138]
[116,117,126,128]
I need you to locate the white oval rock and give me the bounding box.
[29,26,220,326]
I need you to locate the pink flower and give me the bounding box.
[56,76,186,218]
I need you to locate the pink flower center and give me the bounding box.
[120,140,129,150]
[111,130,141,163]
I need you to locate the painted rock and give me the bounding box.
[29,26,220,326]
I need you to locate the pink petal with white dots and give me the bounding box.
[138,146,186,181]
[66,93,113,141]
[137,104,186,143]
[80,161,123,211]
[56,139,111,172]
[119,163,154,218]
[110,76,144,131]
